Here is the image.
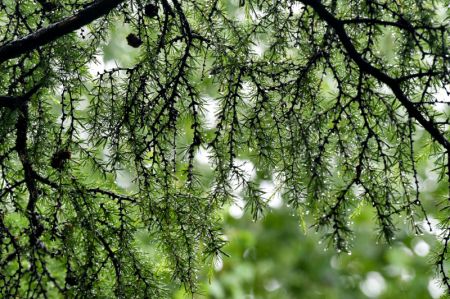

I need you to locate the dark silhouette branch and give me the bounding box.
[15,103,42,245]
[341,18,444,32]
[0,82,44,109]
[397,71,444,82]
[301,0,450,150]
[0,96,27,109]
[33,172,138,203]
[0,0,125,63]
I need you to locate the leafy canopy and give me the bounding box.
[0,0,449,297]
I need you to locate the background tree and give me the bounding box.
[190,206,442,299]
[0,0,449,297]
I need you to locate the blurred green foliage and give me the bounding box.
[171,206,441,299]
[1,0,449,297]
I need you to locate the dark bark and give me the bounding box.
[0,0,125,63]
[0,82,44,109]
[15,104,42,244]
[0,96,27,109]
[301,0,450,150]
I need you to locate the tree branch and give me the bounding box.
[0,0,125,63]
[0,82,44,109]
[0,96,26,109]
[301,0,450,150]
[15,103,42,245]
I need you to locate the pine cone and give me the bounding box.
[126,33,143,48]
[144,4,158,18]
[51,150,71,170]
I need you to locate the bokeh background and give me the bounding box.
[95,6,449,298]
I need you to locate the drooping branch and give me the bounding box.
[300,0,450,150]
[15,103,42,246]
[0,0,125,63]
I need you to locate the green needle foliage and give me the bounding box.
[0,0,449,297]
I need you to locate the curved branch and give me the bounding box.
[15,104,42,245]
[301,0,450,150]
[0,81,44,109]
[0,0,125,63]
